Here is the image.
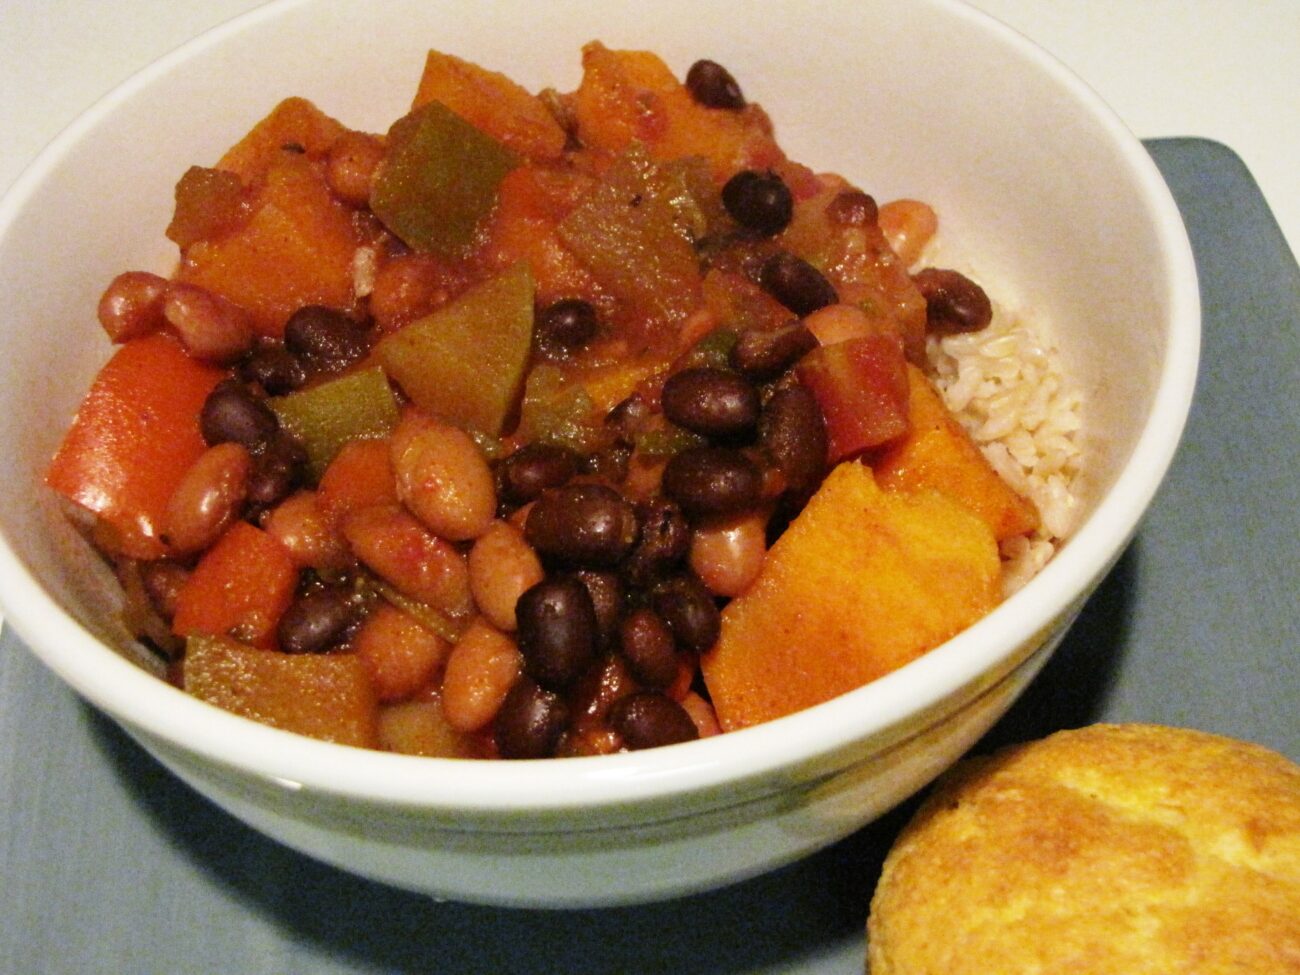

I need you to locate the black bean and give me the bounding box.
[759,385,828,503]
[524,484,639,568]
[283,305,369,374]
[238,341,306,395]
[660,367,761,439]
[912,268,993,335]
[494,678,570,759]
[685,59,745,110]
[200,379,279,448]
[609,692,699,750]
[515,575,598,689]
[722,170,793,237]
[651,574,721,652]
[277,587,356,654]
[572,569,625,650]
[622,497,690,586]
[825,189,879,227]
[759,252,838,316]
[618,608,680,689]
[246,431,307,508]
[579,443,631,483]
[497,443,579,505]
[661,446,762,519]
[605,393,652,446]
[534,298,599,360]
[729,322,818,379]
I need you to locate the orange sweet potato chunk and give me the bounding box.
[178,155,359,337]
[216,97,348,185]
[183,634,379,748]
[412,51,567,162]
[171,521,299,649]
[571,42,783,180]
[701,462,1000,731]
[872,365,1040,541]
[316,437,398,531]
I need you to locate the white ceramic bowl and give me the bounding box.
[0,0,1198,908]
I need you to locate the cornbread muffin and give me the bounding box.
[867,724,1300,974]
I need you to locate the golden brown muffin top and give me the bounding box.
[867,723,1300,975]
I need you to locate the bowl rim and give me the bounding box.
[0,0,1200,814]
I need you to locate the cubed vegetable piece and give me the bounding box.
[352,602,452,703]
[374,263,534,437]
[166,166,251,248]
[570,42,784,180]
[796,332,910,462]
[215,97,348,185]
[316,437,398,530]
[378,697,487,758]
[270,365,399,481]
[46,333,225,559]
[370,101,517,258]
[557,146,703,351]
[171,522,299,649]
[702,462,1000,731]
[475,165,604,308]
[514,364,614,454]
[178,155,359,337]
[703,269,794,335]
[872,364,1040,541]
[412,51,566,162]
[183,634,378,748]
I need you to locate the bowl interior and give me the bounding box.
[0,0,1197,806]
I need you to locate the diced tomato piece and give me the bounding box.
[46,333,225,559]
[796,333,910,462]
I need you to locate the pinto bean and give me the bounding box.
[391,411,496,542]
[97,271,168,343]
[161,442,250,553]
[342,504,472,618]
[326,131,385,208]
[162,282,254,364]
[689,511,768,597]
[441,619,523,732]
[262,490,349,573]
[467,520,544,631]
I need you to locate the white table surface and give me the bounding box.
[1,1,1297,260]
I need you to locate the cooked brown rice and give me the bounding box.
[924,297,1083,594]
